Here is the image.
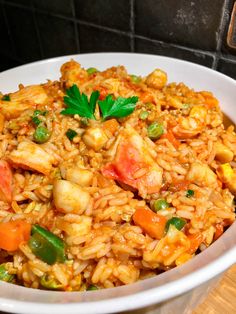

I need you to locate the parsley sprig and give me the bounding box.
[61,84,138,121]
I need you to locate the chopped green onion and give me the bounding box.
[166,217,186,231]
[87,284,99,291]
[66,129,77,141]
[0,264,15,282]
[33,109,48,117]
[28,224,66,265]
[153,199,170,212]
[40,274,63,290]
[147,122,164,140]
[32,116,41,126]
[130,75,141,84]
[2,95,10,101]
[87,67,98,75]
[186,189,194,198]
[33,126,50,144]
[182,104,190,110]
[139,111,149,120]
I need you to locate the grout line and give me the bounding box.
[130,0,135,52]
[212,0,230,69]
[31,0,44,58]
[1,0,17,57]
[71,0,80,53]
[134,34,216,57]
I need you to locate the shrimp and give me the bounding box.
[186,162,217,187]
[60,60,88,88]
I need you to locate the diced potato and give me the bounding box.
[217,163,236,195]
[214,142,234,163]
[83,127,108,151]
[145,69,167,89]
[8,141,54,175]
[10,85,48,104]
[186,162,217,186]
[53,180,91,214]
[66,167,93,187]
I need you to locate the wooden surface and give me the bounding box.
[194,264,236,314]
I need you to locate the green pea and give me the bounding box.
[33,126,50,143]
[166,217,186,231]
[186,189,194,198]
[130,75,141,84]
[87,68,98,75]
[87,284,99,291]
[66,129,77,141]
[147,122,164,140]
[0,264,15,282]
[153,199,170,212]
[139,111,149,120]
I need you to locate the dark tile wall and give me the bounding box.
[0,0,236,79]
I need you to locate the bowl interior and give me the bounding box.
[0,53,236,314]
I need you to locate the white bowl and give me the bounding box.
[0,53,236,314]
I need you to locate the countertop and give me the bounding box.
[194,264,236,313]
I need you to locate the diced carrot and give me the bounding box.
[0,160,13,203]
[133,207,167,239]
[169,179,190,192]
[102,119,119,135]
[161,130,180,149]
[140,92,154,103]
[214,223,224,241]
[0,220,31,251]
[187,233,203,254]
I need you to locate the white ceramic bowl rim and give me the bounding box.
[0,53,236,314]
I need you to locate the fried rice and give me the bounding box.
[0,60,235,291]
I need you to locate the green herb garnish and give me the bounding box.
[32,116,41,126]
[98,94,138,121]
[61,85,99,120]
[61,85,138,121]
[66,129,77,140]
[2,95,10,101]
[186,189,194,198]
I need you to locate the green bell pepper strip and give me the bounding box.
[28,225,66,265]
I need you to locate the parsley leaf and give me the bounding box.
[2,95,10,101]
[61,85,99,120]
[98,95,138,121]
[66,129,77,140]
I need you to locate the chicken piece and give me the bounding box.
[186,162,217,187]
[10,85,48,104]
[217,163,236,195]
[83,127,108,151]
[0,160,12,203]
[53,180,91,214]
[60,60,88,88]
[8,141,54,175]
[0,85,48,119]
[56,215,92,236]
[102,126,163,196]
[65,167,93,187]
[145,69,167,89]
[214,142,234,163]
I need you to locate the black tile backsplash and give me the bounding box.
[135,37,215,67]
[217,57,236,79]
[0,0,236,80]
[36,13,77,58]
[78,24,131,53]
[4,4,41,62]
[74,0,131,31]
[32,0,74,17]
[135,0,226,51]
